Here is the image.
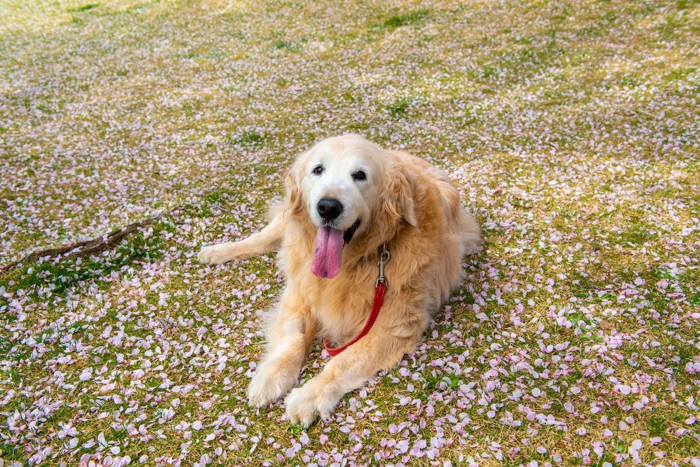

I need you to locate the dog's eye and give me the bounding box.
[312,165,324,176]
[352,170,366,182]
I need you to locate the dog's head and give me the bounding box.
[285,134,417,279]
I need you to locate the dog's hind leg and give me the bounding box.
[198,211,285,265]
[459,209,482,256]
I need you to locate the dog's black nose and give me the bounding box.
[317,198,343,221]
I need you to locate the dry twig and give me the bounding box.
[0,207,182,275]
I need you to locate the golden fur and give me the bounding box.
[199,135,481,426]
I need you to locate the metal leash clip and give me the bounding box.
[375,243,391,288]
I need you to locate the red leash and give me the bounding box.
[323,244,391,356]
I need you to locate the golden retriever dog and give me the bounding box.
[198,134,481,427]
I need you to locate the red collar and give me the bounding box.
[323,244,391,356]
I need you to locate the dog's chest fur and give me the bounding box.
[276,223,387,343]
[293,249,380,343]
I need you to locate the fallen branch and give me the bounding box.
[0,207,183,275]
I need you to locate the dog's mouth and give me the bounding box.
[311,218,361,279]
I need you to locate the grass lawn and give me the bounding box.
[1,0,699,465]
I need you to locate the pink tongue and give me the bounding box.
[311,226,344,278]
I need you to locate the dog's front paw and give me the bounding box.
[248,364,297,408]
[198,244,236,265]
[285,378,339,428]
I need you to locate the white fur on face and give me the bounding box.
[300,136,384,232]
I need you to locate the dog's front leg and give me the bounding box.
[285,317,424,428]
[248,290,315,408]
[199,213,284,264]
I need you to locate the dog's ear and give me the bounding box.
[284,153,306,216]
[285,168,304,216]
[381,160,418,228]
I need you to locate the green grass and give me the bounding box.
[381,9,430,29]
[68,3,100,13]
[234,130,265,145]
[1,0,699,464]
